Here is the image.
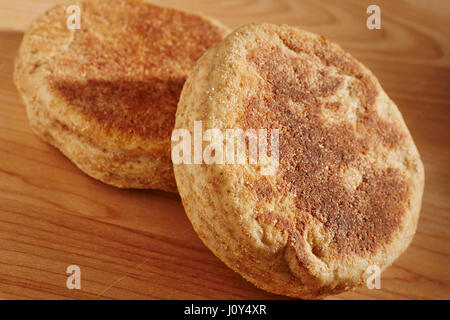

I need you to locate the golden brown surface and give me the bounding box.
[0,0,449,299]
[244,39,411,256]
[48,0,228,142]
[173,23,424,298]
[13,0,229,191]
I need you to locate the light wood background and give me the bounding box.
[0,0,449,300]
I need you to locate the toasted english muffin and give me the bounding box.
[14,0,229,192]
[173,23,424,298]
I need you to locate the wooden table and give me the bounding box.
[0,0,449,300]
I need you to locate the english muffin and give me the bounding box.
[173,23,424,298]
[14,0,229,192]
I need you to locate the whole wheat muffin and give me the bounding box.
[14,0,229,191]
[173,23,424,298]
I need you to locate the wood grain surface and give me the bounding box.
[0,0,449,300]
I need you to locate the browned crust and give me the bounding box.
[24,92,177,191]
[174,23,424,298]
[48,0,229,142]
[243,44,408,255]
[14,0,229,190]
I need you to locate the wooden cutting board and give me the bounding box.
[0,0,449,300]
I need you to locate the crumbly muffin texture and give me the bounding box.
[14,0,229,191]
[173,23,424,298]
